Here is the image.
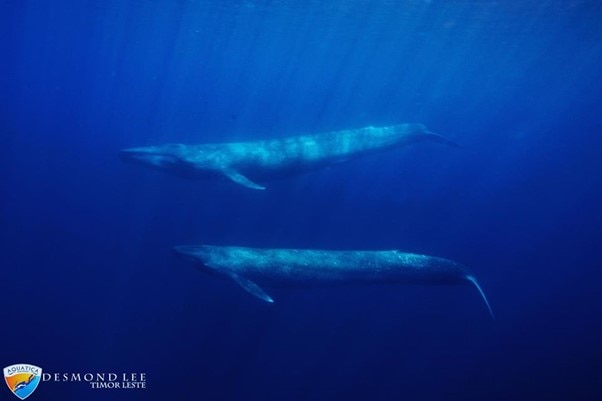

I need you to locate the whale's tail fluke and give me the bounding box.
[424,132,461,148]
[466,275,495,320]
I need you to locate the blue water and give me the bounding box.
[2,1,602,400]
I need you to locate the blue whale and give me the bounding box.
[120,123,457,190]
[173,245,494,319]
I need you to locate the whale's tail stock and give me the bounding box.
[423,131,461,148]
[465,275,495,320]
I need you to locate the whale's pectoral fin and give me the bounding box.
[222,169,266,190]
[230,273,274,302]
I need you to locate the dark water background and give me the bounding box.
[2,1,602,400]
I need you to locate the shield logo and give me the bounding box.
[3,364,43,400]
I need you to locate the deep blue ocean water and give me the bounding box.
[2,1,602,400]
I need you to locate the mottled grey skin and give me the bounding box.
[120,124,457,190]
[173,245,494,318]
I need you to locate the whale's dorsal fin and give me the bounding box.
[222,169,266,190]
[230,273,274,302]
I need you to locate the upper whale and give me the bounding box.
[120,123,458,190]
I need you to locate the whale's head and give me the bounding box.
[120,144,188,168]
[172,245,206,263]
[119,143,211,179]
[173,245,224,277]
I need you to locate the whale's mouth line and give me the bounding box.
[120,149,180,166]
[172,245,204,260]
[172,245,197,256]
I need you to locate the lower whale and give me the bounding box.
[120,123,458,190]
[173,245,494,319]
